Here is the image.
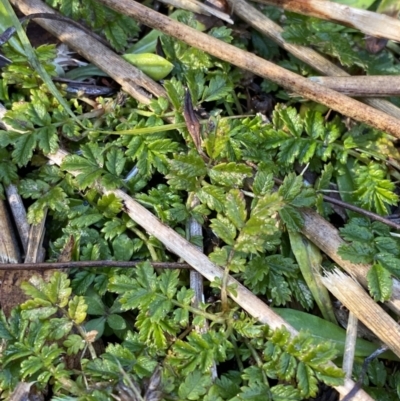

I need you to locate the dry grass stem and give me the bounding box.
[0,200,20,264]
[159,0,233,23]
[309,76,400,97]
[343,312,358,380]
[227,0,400,119]
[96,0,400,138]
[321,269,400,358]
[253,0,400,42]
[24,210,47,264]
[5,185,30,254]
[301,208,400,315]
[47,148,373,401]
[11,0,166,104]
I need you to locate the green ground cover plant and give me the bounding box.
[1,0,400,400]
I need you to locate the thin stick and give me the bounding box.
[0,260,191,270]
[309,76,400,97]
[10,0,166,104]
[252,0,400,43]
[95,0,400,138]
[47,148,373,401]
[227,0,400,119]
[322,194,400,231]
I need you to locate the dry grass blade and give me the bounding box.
[227,0,400,119]
[0,200,20,264]
[159,0,233,23]
[47,148,373,401]
[11,0,166,104]
[252,0,400,42]
[309,75,400,96]
[5,185,29,253]
[321,269,400,358]
[300,208,400,315]
[343,312,358,380]
[95,0,400,138]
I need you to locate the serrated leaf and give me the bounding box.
[296,362,318,397]
[12,133,36,167]
[279,173,303,203]
[253,169,274,196]
[178,371,212,400]
[63,334,85,355]
[202,75,232,102]
[376,253,400,278]
[97,193,123,218]
[68,296,87,324]
[20,355,44,378]
[196,183,226,212]
[209,162,252,187]
[367,263,392,302]
[48,318,73,340]
[210,214,237,245]
[105,147,126,176]
[279,205,304,231]
[47,272,72,307]
[338,242,375,264]
[225,189,247,230]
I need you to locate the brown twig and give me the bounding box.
[274,176,400,231]
[322,194,400,231]
[94,0,400,138]
[0,260,191,270]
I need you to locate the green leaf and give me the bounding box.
[196,184,226,212]
[253,168,274,196]
[47,272,72,307]
[272,308,394,359]
[210,214,237,245]
[178,371,212,400]
[63,334,85,355]
[367,263,392,302]
[106,314,126,331]
[105,147,126,177]
[48,318,73,340]
[20,355,44,378]
[202,75,233,102]
[68,296,87,324]
[279,205,304,231]
[225,189,247,230]
[209,162,252,187]
[296,362,318,397]
[12,133,37,167]
[123,53,174,80]
[84,291,106,316]
[279,173,303,203]
[61,154,103,190]
[354,164,398,215]
[97,193,123,218]
[167,152,207,191]
[112,234,135,261]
